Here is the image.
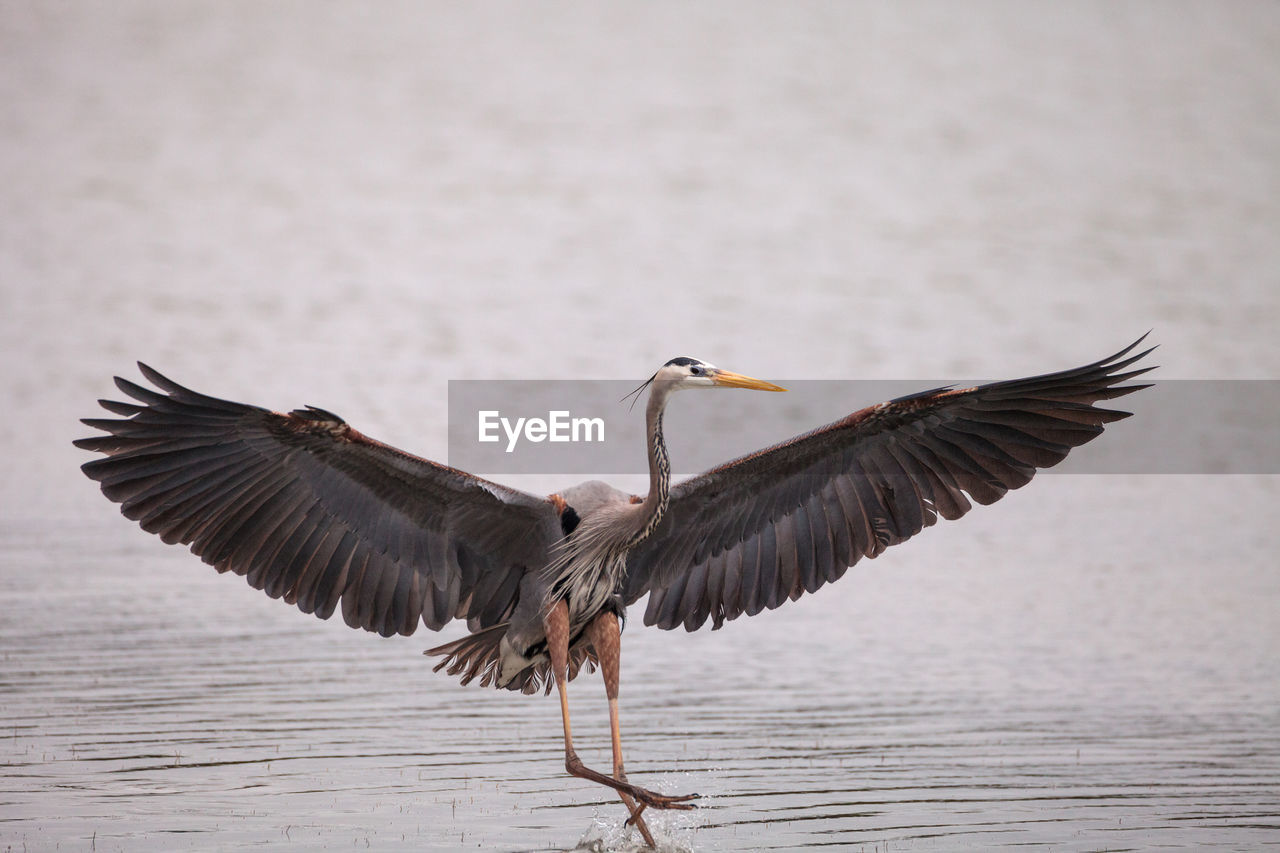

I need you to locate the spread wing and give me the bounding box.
[75,364,560,637]
[624,336,1155,631]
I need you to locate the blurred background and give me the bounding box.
[2,2,1277,851]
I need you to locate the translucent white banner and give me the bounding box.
[447,380,1279,476]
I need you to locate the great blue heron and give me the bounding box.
[76,336,1153,847]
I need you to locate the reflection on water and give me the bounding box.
[4,477,1279,850]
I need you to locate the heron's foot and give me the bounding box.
[622,783,699,812]
[612,757,697,810]
[565,752,698,813]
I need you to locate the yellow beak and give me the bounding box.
[710,369,787,392]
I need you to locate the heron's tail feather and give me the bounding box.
[425,624,598,695]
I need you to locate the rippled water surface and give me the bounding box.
[6,479,1279,851]
[3,2,1279,850]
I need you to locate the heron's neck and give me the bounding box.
[634,388,672,544]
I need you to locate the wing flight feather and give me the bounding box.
[76,364,559,637]
[626,336,1155,630]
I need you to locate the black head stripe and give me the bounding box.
[559,505,581,537]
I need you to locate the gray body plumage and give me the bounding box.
[494,479,637,687]
[494,379,680,689]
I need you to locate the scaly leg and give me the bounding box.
[584,610,656,847]
[543,601,698,821]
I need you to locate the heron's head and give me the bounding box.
[649,357,788,394]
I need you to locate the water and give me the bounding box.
[5,481,1279,851]
[3,2,1279,850]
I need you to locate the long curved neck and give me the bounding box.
[633,384,673,544]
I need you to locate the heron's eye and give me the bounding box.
[690,366,704,376]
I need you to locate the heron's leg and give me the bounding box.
[543,601,698,817]
[584,611,656,847]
